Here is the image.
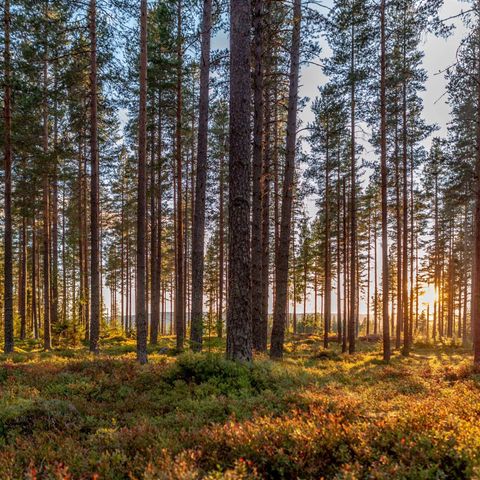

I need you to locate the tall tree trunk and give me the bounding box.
[380,0,390,361]
[434,154,439,342]
[473,0,480,364]
[78,143,85,335]
[3,0,14,353]
[51,71,59,329]
[150,103,158,343]
[337,170,342,343]
[175,0,185,351]
[136,0,148,364]
[463,203,469,345]
[151,92,163,345]
[43,22,52,351]
[218,152,225,338]
[324,124,331,348]
[227,0,253,361]
[272,80,279,306]
[261,77,271,349]
[348,13,356,354]
[374,212,378,335]
[410,143,415,342]
[89,0,101,353]
[190,0,213,351]
[61,185,67,323]
[401,40,410,355]
[120,174,125,333]
[395,120,402,350]
[252,0,266,352]
[366,209,371,337]
[270,0,301,359]
[20,219,27,340]
[342,178,348,353]
[32,218,39,339]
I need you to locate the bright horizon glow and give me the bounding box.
[419,284,437,314]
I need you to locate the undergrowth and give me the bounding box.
[0,335,478,479]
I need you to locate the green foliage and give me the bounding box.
[164,352,276,397]
[0,398,82,444]
[0,336,479,479]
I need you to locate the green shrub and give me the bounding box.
[0,398,83,443]
[163,352,274,397]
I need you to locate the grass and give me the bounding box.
[0,335,479,479]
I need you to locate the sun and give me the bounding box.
[418,284,436,310]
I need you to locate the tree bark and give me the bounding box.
[337,169,342,343]
[218,151,225,338]
[380,0,390,362]
[175,0,185,351]
[324,124,331,348]
[401,37,410,355]
[190,0,213,351]
[3,0,14,353]
[348,13,356,354]
[270,0,302,359]
[260,79,271,350]
[395,120,402,350]
[32,218,39,339]
[136,0,148,364]
[42,16,52,351]
[227,0,253,361]
[20,219,27,340]
[473,1,480,364]
[89,0,101,353]
[252,0,266,352]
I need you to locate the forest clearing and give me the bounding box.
[1,336,479,479]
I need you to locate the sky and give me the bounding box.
[300,0,468,130]
[294,0,468,315]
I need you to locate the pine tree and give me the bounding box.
[227,0,253,362]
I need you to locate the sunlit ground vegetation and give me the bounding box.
[0,335,479,480]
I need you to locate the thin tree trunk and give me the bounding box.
[402,42,410,355]
[348,13,356,354]
[337,172,342,343]
[261,78,271,349]
[89,0,101,353]
[434,152,439,342]
[374,212,378,335]
[42,22,52,351]
[252,0,266,351]
[473,0,480,364]
[366,209,371,337]
[324,124,331,348]
[51,70,59,329]
[270,0,302,359]
[380,0,390,361]
[3,0,13,353]
[342,178,348,353]
[395,116,402,350]
[32,218,39,339]
[410,144,415,342]
[218,152,225,338]
[19,218,27,340]
[190,0,213,351]
[463,204,469,345]
[62,184,67,323]
[136,0,148,364]
[175,0,185,351]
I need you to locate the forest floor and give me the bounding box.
[0,335,479,480]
